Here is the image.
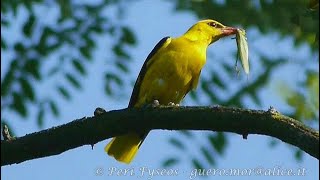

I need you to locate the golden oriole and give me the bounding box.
[105,19,237,164]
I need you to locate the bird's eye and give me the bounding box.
[208,22,217,27]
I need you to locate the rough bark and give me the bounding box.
[1,106,319,166]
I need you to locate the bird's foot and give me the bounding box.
[168,102,180,107]
[267,106,280,115]
[94,107,107,116]
[2,124,16,141]
[151,100,160,107]
[143,100,160,108]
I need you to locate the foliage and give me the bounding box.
[161,0,319,168]
[1,0,136,130]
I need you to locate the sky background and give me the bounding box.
[1,0,319,180]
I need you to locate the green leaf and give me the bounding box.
[57,86,71,99]
[192,158,204,170]
[80,46,91,59]
[108,26,116,35]
[112,44,130,59]
[162,158,179,167]
[57,0,72,21]
[1,18,9,26]
[121,27,136,45]
[221,62,234,75]
[65,73,81,89]
[105,73,123,86]
[306,72,319,111]
[277,76,318,121]
[40,27,55,45]
[38,27,55,55]
[208,133,226,155]
[11,92,27,117]
[72,59,86,75]
[201,80,218,102]
[105,83,112,96]
[84,35,95,49]
[211,73,226,90]
[251,93,262,106]
[23,0,34,12]
[1,67,15,96]
[91,26,103,33]
[23,14,36,38]
[188,91,199,102]
[19,77,35,101]
[269,139,278,147]
[104,73,122,95]
[14,42,25,53]
[287,93,314,120]
[200,147,215,165]
[47,41,61,51]
[47,66,60,76]
[295,150,303,161]
[24,59,41,80]
[37,106,44,128]
[1,38,7,49]
[49,100,59,117]
[115,61,129,73]
[179,130,194,138]
[169,138,185,150]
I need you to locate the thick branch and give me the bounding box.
[1,106,319,166]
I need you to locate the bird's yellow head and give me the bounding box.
[184,19,237,44]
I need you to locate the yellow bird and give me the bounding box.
[105,19,237,163]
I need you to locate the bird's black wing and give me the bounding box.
[128,36,171,108]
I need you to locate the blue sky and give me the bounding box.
[1,0,319,180]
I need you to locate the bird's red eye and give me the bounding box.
[209,22,217,27]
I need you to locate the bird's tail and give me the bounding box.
[105,133,142,164]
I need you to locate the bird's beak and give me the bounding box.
[221,27,237,36]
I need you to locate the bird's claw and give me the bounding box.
[2,125,15,141]
[168,102,180,107]
[94,107,107,116]
[143,100,160,108]
[152,100,160,107]
[268,106,279,115]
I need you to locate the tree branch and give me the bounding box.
[1,106,319,166]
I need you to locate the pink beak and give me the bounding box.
[222,27,238,36]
